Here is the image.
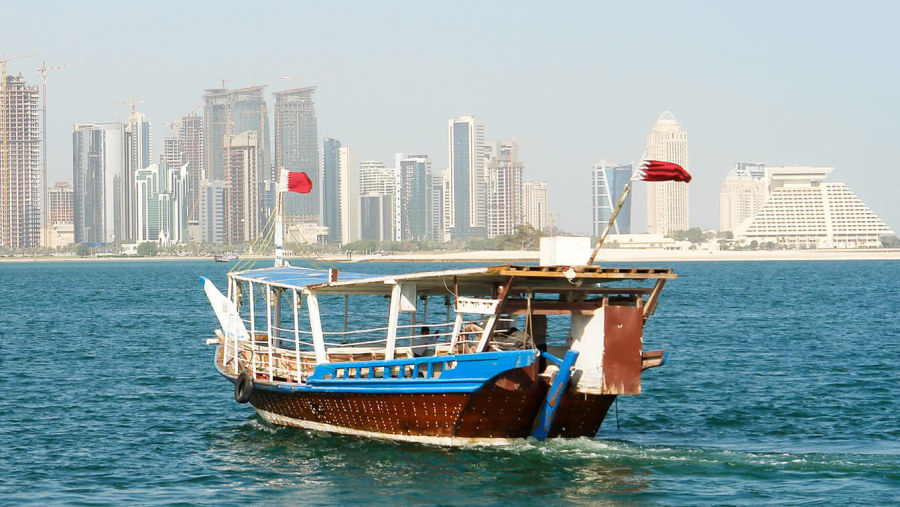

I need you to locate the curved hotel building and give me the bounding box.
[733,166,893,249]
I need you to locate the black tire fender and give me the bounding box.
[234,371,253,404]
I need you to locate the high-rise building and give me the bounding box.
[359,193,392,242]
[485,140,524,238]
[645,111,689,235]
[359,161,395,195]
[338,146,358,245]
[224,131,260,245]
[0,74,41,248]
[592,161,633,236]
[735,166,894,248]
[397,154,432,241]
[203,86,270,190]
[134,160,188,244]
[179,114,203,219]
[199,179,226,244]
[163,137,181,169]
[523,180,549,233]
[322,138,341,242]
[45,181,74,248]
[274,86,319,221]
[448,116,486,240]
[48,181,74,226]
[73,123,127,244]
[429,171,446,242]
[358,161,395,242]
[719,162,766,233]
[124,108,151,241]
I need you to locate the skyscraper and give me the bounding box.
[719,162,766,233]
[179,113,203,219]
[203,86,270,188]
[199,179,226,244]
[322,137,341,242]
[485,140,524,238]
[224,131,260,245]
[448,116,485,240]
[429,171,445,242]
[338,146,358,245]
[592,161,633,236]
[134,160,188,244]
[274,86,319,221]
[163,137,181,169]
[124,108,151,241]
[48,181,73,226]
[645,111,689,235]
[73,123,127,244]
[359,160,395,242]
[523,180,549,233]
[397,154,432,241]
[0,74,41,248]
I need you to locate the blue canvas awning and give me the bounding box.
[230,266,377,290]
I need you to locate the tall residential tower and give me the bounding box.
[0,74,41,248]
[645,111,689,235]
[274,86,319,221]
[448,116,485,240]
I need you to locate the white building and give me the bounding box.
[338,146,359,245]
[73,122,126,244]
[523,181,549,233]
[645,111,689,235]
[734,166,894,248]
[359,161,396,241]
[719,162,767,233]
[134,160,189,244]
[485,139,524,238]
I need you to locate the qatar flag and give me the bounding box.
[636,160,692,183]
[279,169,313,194]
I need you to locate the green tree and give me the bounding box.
[137,242,158,256]
[881,235,900,248]
[75,244,91,257]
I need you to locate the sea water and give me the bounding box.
[2,260,898,504]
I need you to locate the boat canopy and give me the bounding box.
[229,265,675,297]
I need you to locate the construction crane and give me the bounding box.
[35,60,79,237]
[1,53,36,248]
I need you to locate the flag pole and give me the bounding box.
[274,167,285,267]
[587,178,635,266]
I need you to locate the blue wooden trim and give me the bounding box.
[248,349,538,395]
[530,350,580,441]
[541,351,563,367]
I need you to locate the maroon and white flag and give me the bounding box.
[635,160,692,183]
[279,169,313,194]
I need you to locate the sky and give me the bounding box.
[2,0,899,234]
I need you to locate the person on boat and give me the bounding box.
[413,326,437,357]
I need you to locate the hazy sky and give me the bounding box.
[2,0,899,234]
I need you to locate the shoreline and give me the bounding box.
[3,248,900,263]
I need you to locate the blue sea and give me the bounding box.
[2,259,899,504]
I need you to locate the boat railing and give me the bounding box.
[227,318,487,384]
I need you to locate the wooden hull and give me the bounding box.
[239,365,616,444]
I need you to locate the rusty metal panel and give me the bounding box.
[602,305,643,395]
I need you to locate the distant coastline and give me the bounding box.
[3,248,900,264]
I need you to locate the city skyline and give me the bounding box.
[2,1,899,234]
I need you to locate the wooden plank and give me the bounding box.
[642,279,667,323]
[503,300,607,315]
